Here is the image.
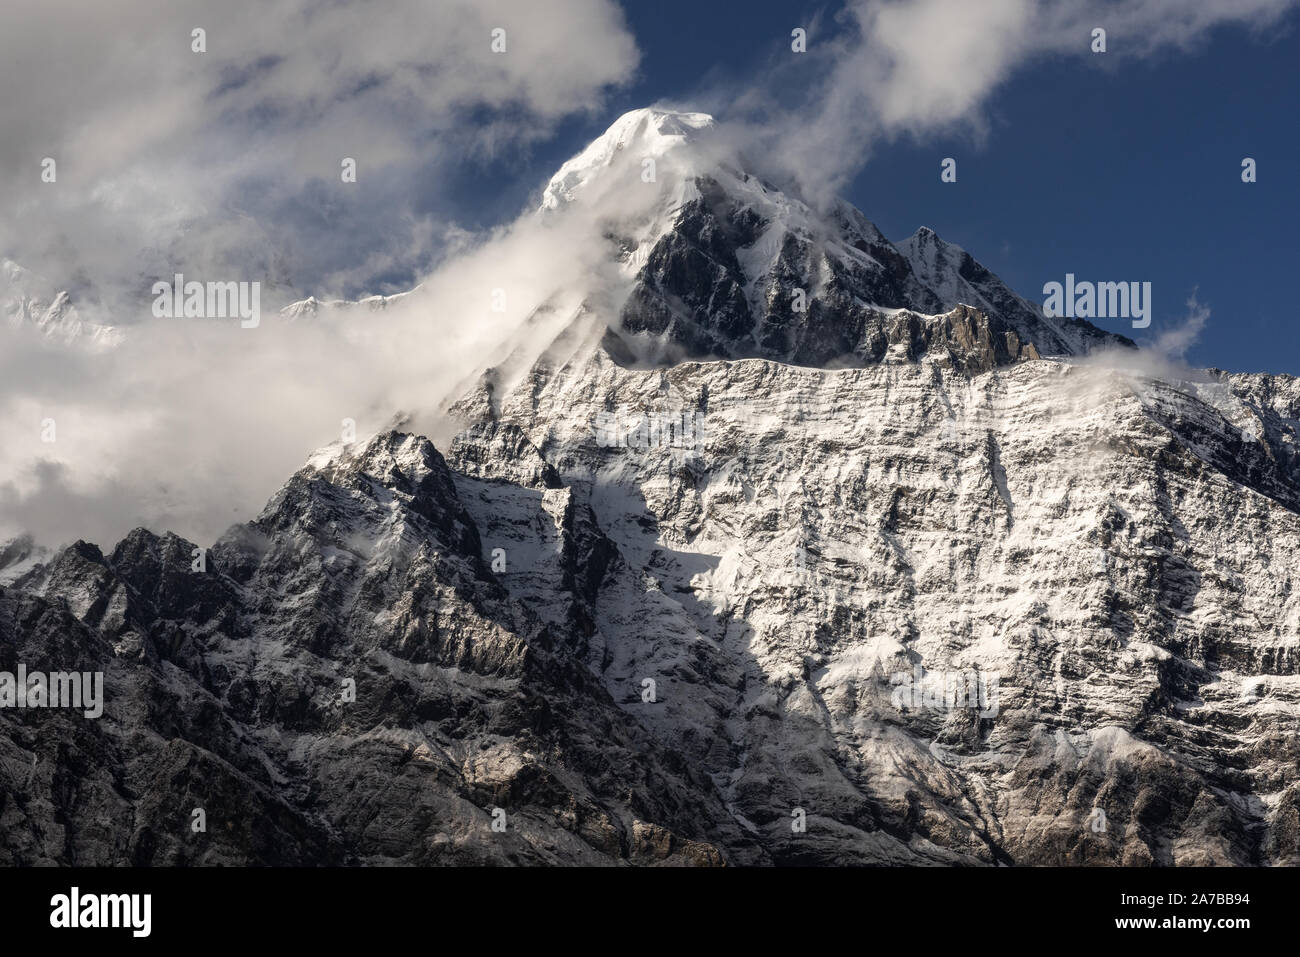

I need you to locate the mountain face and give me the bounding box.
[1,434,751,864]
[3,109,1299,867]
[563,110,1133,371]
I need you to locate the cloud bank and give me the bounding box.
[0,0,639,313]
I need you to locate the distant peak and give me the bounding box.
[906,226,956,248]
[901,226,971,262]
[610,106,715,135]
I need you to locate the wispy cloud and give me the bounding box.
[724,0,1297,203]
[1151,292,1211,359]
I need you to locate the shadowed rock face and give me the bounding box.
[606,173,1129,371]
[0,433,754,866]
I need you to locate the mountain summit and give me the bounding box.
[541,108,718,211]
[530,109,1133,371]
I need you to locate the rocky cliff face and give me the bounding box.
[592,114,1130,371]
[2,109,1296,866]
[444,347,1300,866]
[1,433,752,864]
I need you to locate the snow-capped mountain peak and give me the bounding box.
[2,261,121,348]
[541,108,717,211]
[541,109,1134,369]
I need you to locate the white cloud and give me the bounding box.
[0,0,644,548]
[1151,292,1211,359]
[0,0,640,311]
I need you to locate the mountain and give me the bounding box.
[2,109,1298,866]
[539,109,1133,370]
[2,260,121,349]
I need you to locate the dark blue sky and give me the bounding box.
[453,1,1300,375]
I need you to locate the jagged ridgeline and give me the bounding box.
[3,110,1299,866]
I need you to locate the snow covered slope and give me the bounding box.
[441,341,1300,865]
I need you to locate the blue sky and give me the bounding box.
[455,1,1300,375]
